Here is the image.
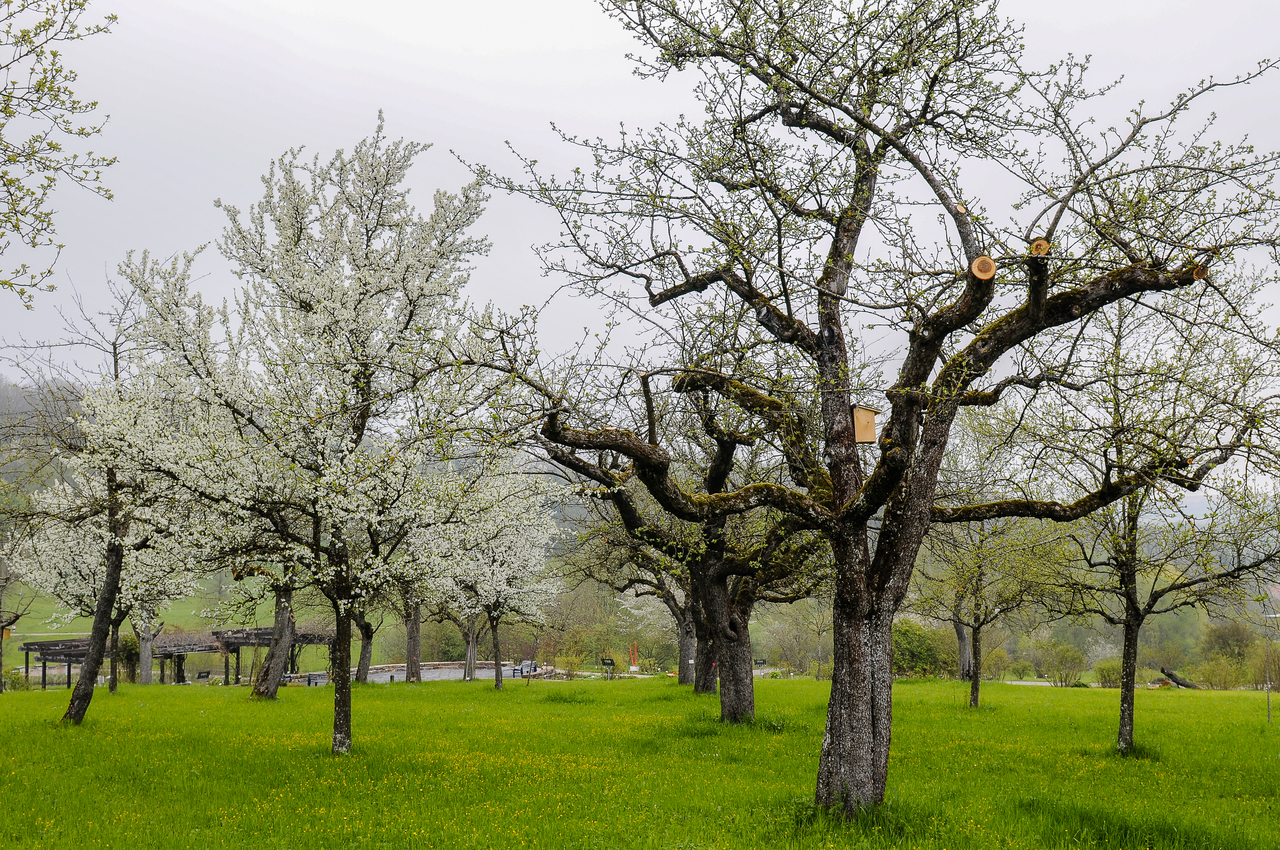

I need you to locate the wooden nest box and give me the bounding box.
[852,405,880,444]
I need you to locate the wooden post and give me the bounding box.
[159,658,165,684]
[224,652,231,686]
[66,661,72,689]
[234,647,241,684]
[41,659,47,690]
[25,650,30,681]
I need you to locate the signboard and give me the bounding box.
[600,657,615,668]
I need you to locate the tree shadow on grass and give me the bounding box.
[1016,796,1254,849]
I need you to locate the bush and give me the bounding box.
[2,669,31,692]
[1006,660,1034,681]
[1047,643,1087,688]
[983,647,1010,681]
[1246,642,1279,690]
[1198,655,1243,690]
[117,633,140,683]
[1093,657,1123,689]
[892,620,941,677]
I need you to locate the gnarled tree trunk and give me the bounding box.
[253,587,295,699]
[353,609,376,683]
[134,614,157,685]
[815,593,895,809]
[404,602,421,683]
[701,567,755,722]
[461,615,485,682]
[676,612,696,685]
[693,629,717,694]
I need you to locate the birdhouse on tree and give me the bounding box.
[852,405,880,443]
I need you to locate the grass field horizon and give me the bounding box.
[1,678,1276,849]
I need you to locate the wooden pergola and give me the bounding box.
[19,627,335,688]
[17,638,86,690]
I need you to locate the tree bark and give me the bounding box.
[693,632,717,694]
[969,625,982,708]
[676,612,696,685]
[715,608,755,722]
[130,612,155,684]
[462,615,481,682]
[1117,617,1142,754]
[353,609,375,683]
[63,531,124,724]
[331,603,352,754]
[109,622,119,694]
[490,619,503,690]
[253,586,295,699]
[954,616,972,681]
[815,587,895,809]
[404,602,421,683]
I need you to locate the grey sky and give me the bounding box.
[4,0,1278,349]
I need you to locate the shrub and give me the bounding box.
[1006,660,1034,681]
[892,620,941,677]
[117,633,140,683]
[2,669,31,692]
[1198,655,1243,690]
[1093,657,1123,689]
[1247,642,1279,689]
[1047,643,1087,688]
[983,647,1010,681]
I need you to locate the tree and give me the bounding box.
[482,0,1280,807]
[100,122,502,753]
[912,516,1047,706]
[0,0,115,305]
[1001,285,1280,752]
[0,283,191,720]
[8,472,199,693]
[431,476,560,690]
[544,377,832,720]
[0,484,36,694]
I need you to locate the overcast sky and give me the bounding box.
[3,0,1278,352]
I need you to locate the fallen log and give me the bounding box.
[1160,666,1200,689]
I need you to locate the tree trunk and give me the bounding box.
[354,610,375,683]
[815,594,895,809]
[139,625,153,684]
[1117,617,1141,755]
[491,620,503,690]
[676,613,696,685]
[63,533,125,724]
[954,616,972,681]
[331,603,353,754]
[715,608,755,722]
[253,587,295,699]
[109,622,119,694]
[693,632,717,693]
[969,625,982,708]
[404,603,421,683]
[463,616,479,681]
[700,568,756,721]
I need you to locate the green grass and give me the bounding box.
[1,679,1277,849]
